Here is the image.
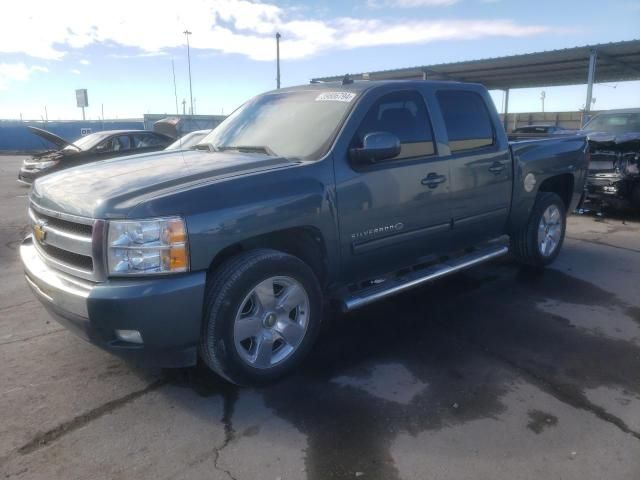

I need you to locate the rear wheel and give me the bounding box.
[200,249,322,385]
[511,192,566,267]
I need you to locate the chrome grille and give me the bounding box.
[28,203,104,282]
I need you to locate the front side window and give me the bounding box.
[354,90,435,160]
[437,90,494,153]
[200,90,358,160]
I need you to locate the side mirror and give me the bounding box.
[349,132,401,165]
[95,144,107,152]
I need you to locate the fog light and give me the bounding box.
[115,329,143,344]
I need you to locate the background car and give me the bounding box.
[512,124,563,134]
[164,129,212,151]
[18,128,172,184]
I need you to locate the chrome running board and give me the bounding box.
[341,244,509,311]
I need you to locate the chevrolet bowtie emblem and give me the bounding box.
[33,222,47,243]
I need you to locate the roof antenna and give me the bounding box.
[342,74,354,85]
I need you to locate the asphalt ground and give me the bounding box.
[1,154,639,480]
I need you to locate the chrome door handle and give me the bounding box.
[489,162,506,174]
[421,173,447,188]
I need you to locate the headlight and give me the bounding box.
[28,160,59,170]
[107,217,189,275]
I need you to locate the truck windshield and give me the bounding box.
[583,112,640,134]
[200,90,358,160]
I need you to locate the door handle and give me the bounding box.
[489,162,506,174]
[421,173,447,188]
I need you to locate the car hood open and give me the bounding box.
[27,126,77,150]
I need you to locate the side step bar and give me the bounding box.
[340,244,509,312]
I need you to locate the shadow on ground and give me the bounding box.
[164,261,640,480]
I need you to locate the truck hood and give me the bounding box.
[28,126,77,150]
[30,149,296,218]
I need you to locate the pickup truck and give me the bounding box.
[20,80,589,385]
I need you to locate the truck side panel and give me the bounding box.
[507,136,589,232]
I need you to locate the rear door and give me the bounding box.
[433,89,512,244]
[334,88,452,282]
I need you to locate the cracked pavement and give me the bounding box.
[1,155,639,479]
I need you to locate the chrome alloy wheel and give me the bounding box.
[537,204,562,257]
[233,276,310,369]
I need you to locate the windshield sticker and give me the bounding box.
[315,92,356,103]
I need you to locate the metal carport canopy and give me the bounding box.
[311,39,640,90]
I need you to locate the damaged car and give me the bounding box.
[18,127,172,185]
[583,109,640,209]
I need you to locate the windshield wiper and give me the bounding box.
[217,145,277,156]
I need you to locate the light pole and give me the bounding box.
[184,29,194,115]
[540,90,546,113]
[276,32,281,89]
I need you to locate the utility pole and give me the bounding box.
[182,99,186,115]
[276,32,281,89]
[171,59,179,115]
[183,30,194,115]
[540,90,546,113]
[44,106,48,124]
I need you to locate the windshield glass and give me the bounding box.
[63,132,111,152]
[583,112,640,134]
[200,90,358,160]
[166,130,210,150]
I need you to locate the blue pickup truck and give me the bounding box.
[20,80,589,385]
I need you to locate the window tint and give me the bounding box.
[437,90,494,152]
[133,134,165,148]
[355,90,435,160]
[98,135,131,152]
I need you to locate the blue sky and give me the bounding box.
[0,0,638,120]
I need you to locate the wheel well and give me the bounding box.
[207,227,329,286]
[538,174,574,210]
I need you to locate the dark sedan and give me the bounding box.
[18,128,172,185]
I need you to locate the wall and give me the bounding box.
[0,119,144,152]
[499,110,602,132]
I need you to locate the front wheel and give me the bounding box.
[511,192,567,267]
[200,249,322,385]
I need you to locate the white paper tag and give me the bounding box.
[315,92,356,103]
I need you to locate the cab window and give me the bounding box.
[436,90,494,153]
[354,90,435,160]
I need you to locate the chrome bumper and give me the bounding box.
[20,237,93,319]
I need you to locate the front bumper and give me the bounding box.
[20,237,207,367]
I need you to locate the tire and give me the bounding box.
[200,249,322,385]
[511,192,567,268]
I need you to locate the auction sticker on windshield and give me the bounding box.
[315,92,356,102]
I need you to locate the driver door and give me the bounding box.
[334,89,452,282]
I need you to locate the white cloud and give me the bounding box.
[71,69,81,75]
[1,0,551,62]
[368,0,459,7]
[80,59,91,65]
[0,63,48,90]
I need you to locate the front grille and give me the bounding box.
[29,204,99,280]
[38,243,94,271]
[36,213,93,237]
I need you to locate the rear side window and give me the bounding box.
[133,134,165,148]
[355,90,435,160]
[436,90,494,153]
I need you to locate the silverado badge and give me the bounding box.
[33,222,47,243]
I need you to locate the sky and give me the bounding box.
[0,0,638,120]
